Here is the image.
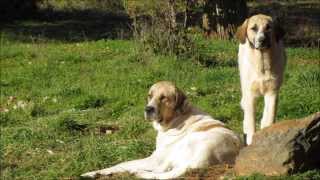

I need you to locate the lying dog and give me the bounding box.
[81,81,241,179]
[236,14,286,145]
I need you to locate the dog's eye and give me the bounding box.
[265,24,271,31]
[251,25,258,32]
[148,94,152,99]
[160,95,166,101]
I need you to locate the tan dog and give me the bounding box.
[81,81,241,179]
[236,14,286,145]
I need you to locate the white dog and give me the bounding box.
[81,81,241,179]
[236,14,286,145]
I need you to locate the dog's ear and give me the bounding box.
[274,18,285,42]
[175,88,187,112]
[236,18,248,44]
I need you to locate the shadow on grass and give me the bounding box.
[1,2,319,46]
[197,55,237,68]
[1,9,133,42]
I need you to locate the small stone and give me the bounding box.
[43,96,49,102]
[47,149,54,155]
[17,101,27,109]
[0,107,9,113]
[7,96,17,104]
[56,139,65,144]
[190,86,197,91]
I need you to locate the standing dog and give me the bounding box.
[81,81,241,179]
[236,14,286,145]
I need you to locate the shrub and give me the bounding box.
[132,1,200,60]
[135,23,197,59]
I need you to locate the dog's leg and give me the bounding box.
[81,155,157,178]
[261,93,278,129]
[137,166,188,179]
[242,93,256,145]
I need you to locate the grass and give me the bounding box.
[0,24,320,179]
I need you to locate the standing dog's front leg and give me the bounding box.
[261,92,278,129]
[241,93,257,145]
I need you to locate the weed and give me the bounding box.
[298,70,320,88]
[30,104,47,117]
[58,118,88,133]
[75,96,108,110]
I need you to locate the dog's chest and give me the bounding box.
[155,133,192,165]
[156,132,186,150]
[239,47,279,94]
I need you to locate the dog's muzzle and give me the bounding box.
[144,105,161,122]
[145,106,155,115]
[254,33,271,49]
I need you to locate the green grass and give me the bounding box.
[1,28,320,179]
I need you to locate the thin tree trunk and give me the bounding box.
[167,0,177,30]
[184,0,193,28]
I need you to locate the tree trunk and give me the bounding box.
[167,0,178,31]
[184,0,194,28]
[201,0,248,39]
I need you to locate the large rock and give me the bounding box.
[234,112,320,176]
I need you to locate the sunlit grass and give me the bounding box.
[0,29,319,179]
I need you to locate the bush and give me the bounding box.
[132,1,200,60]
[135,23,197,59]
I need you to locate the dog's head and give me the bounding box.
[236,14,285,49]
[145,81,187,126]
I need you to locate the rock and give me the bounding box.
[234,112,320,176]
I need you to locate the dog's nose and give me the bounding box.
[145,106,155,113]
[257,35,266,43]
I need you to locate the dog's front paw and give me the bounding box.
[81,169,115,179]
[136,170,156,179]
[81,171,99,179]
